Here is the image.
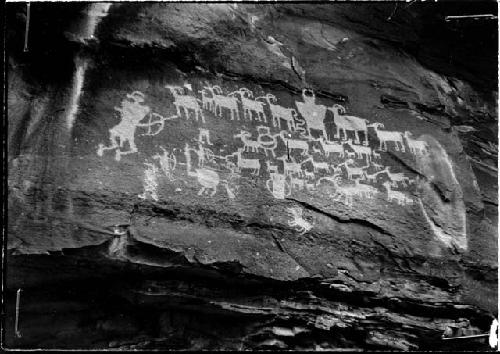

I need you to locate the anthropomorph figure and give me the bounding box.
[97,91,151,161]
[138,162,160,202]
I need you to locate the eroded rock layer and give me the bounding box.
[6,2,498,350]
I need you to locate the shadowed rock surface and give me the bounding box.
[5,2,498,350]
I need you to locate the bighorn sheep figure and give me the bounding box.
[165,85,205,123]
[328,104,369,145]
[258,93,297,131]
[404,131,428,155]
[233,88,267,122]
[368,123,405,152]
[204,85,240,120]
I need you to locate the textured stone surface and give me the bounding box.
[6,2,498,350]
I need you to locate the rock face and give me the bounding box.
[6,2,498,350]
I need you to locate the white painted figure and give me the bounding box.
[259,93,297,131]
[256,126,279,158]
[295,89,328,140]
[166,85,205,123]
[138,162,159,202]
[279,131,310,156]
[287,207,313,234]
[227,148,261,176]
[318,138,344,158]
[382,181,414,205]
[265,160,279,174]
[302,156,330,174]
[232,88,267,122]
[97,91,151,161]
[198,87,215,112]
[316,174,362,207]
[352,177,379,198]
[346,139,372,162]
[234,130,262,153]
[153,146,177,181]
[198,128,213,145]
[185,143,220,196]
[266,172,292,199]
[368,123,405,152]
[277,155,306,177]
[380,167,411,187]
[203,85,240,120]
[338,159,367,180]
[404,131,428,155]
[329,104,369,145]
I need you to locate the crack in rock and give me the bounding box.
[286,197,394,237]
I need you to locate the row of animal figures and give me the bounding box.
[96,87,428,162]
[138,137,417,208]
[166,83,429,154]
[233,126,426,164]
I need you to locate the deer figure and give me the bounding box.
[368,123,405,152]
[328,104,369,145]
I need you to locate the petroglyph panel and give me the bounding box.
[95,81,434,230]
